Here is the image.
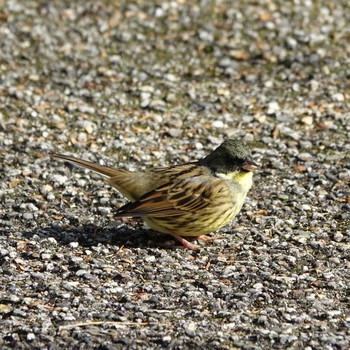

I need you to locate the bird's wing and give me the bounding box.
[115,176,227,217]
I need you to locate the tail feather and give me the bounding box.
[51,153,120,178]
[51,153,163,201]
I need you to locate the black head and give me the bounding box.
[199,139,256,174]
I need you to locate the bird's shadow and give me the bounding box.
[21,221,176,250]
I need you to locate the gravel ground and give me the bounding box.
[0,0,349,349]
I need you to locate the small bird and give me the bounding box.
[51,140,256,249]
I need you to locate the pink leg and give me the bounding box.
[169,234,200,250]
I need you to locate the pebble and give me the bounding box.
[0,304,12,314]
[333,232,343,242]
[52,175,68,186]
[167,128,182,138]
[41,253,52,260]
[300,204,312,211]
[47,193,55,201]
[310,80,319,91]
[267,101,280,115]
[212,120,224,128]
[331,93,344,102]
[185,321,197,336]
[193,142,203,150]
[22,213,34,220]
[27,333,36,341]
[301,116,313,125]
[69,242,79,248]
[298,153,313,161]
[98,207,111,215]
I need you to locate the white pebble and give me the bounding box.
[310,80,319,91]
[47,193,55,201]
[253,283,263,290]
[267,101,280,115]
[41,253,52,260]
[212,120,224,128]
[298,153,313,161]
[332,93,344,102]
[52,174,68,186]
[27,333,35,341]
[195,142,203,150]
[69,242,79,248]
[23,213,34,220]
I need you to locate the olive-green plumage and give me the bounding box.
[51,139,256,249]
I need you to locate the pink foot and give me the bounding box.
[169,234,200,250]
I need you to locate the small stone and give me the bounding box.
[333,232,343,242]
[145,255,156,262]
[9,295,21,303]
[310,80,319,91]
[41,184,53,193]
[332,93,344,102]
[327,310,341,317]
[300,204,311,211]
[76,120,96,134]
[162,335,171,343]
[52,175,68,186]
[286,37,297,49]
[212,120,224,128]
[98,207,111,215]
[165,74,178,82]
[322,65,330,75]
[292,83,300,92]
[140,85,155,93]
[23,213,34,220]
[0,304,12,314]
[27,203,39,212]
[198,30,214,42]
[267,101,280,115]
[218,57,232,67]
[167,128,182,138]
[217,88,230,97]
[47,193,55,201]
[27,333,35,341]
[41,253,52,260]
[0,249,9,257]
[328,257,340,264]
[185,321,197,335]
[301,116,313,125]
[76,269,89,276]
[77,132,87,142]
[323,272,334,279]
[253,283,263,290]
[69,242,79,248]
[264,80,274,88]
[298,153,313,161]
[195,142,203,150]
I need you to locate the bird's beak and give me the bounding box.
[241,158,258,171]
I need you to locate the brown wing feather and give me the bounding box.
[115,176,226,218]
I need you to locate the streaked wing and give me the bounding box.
[115,176,226,218]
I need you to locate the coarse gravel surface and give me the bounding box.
[0,0,349,349]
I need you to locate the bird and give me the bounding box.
[51,139,256,249]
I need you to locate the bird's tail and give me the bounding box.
[51,153,120,178]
